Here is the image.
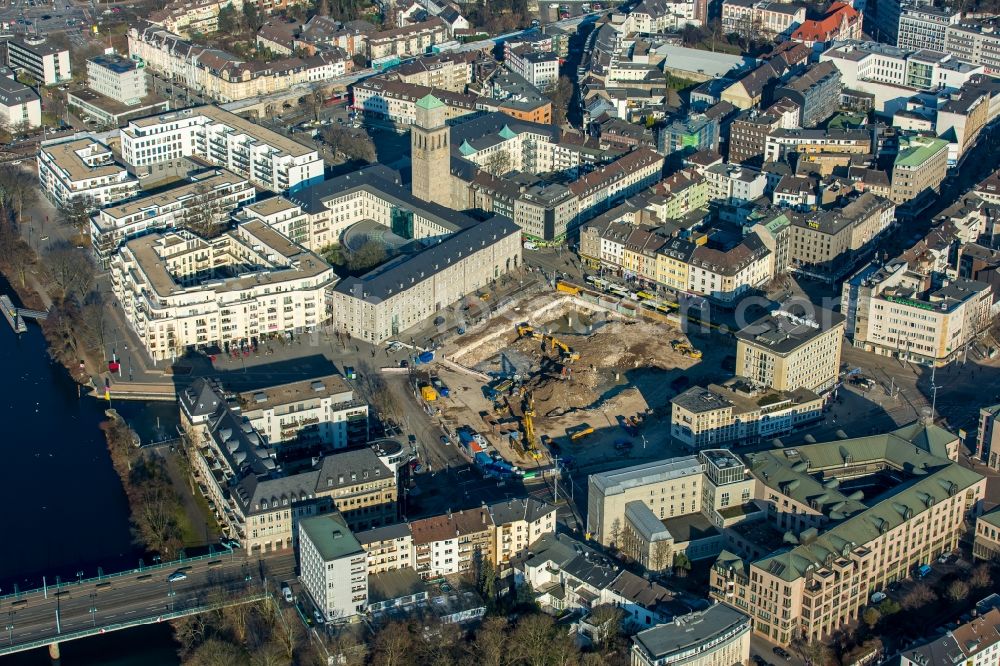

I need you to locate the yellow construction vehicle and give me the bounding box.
[516,323,544,341]
[521,390,543,460]
[570,426,594,441]
[550,336,580,361]
[670,339,703,359]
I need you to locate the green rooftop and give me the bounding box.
[415,94,445,111]
[299,513,363,561]
[894,135,948,169]
[980,506,1000,529]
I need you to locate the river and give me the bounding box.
[0,277,181,664]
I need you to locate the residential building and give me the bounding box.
[37,137,141,208]
[774,61,842,128]
[790,2,861,50]
[685,232,773,304]
[705,163,767,205]
[90,169,255,266]
[328,215,521,343]
[521,533,683,627]
[721,62,782,110]
[658,113,720,155]
[729,110,785,166]
[735,304,846,393]
[974,508,1000,561]
[237,375,368,449]
[6,35,71,85]
[0,68,41,129]
[119,105,324,193]
[351,77,482,127]
[178,379,397,551]
[356,523,414,574]
[487,498,557,567]
[670,381,824,449]
[505,46,559,90]
[976,404,1000,472]
[787,192,896,281]
[112,222,334,361]
[87,53,147,105]
[395,52,475,92]
[622,0,707,32]
[631,604,752,666]
[149,0,246,38]
[897,3,961,53]
[763,127,873,164]
[899,608,1000,666]
[298,513,368,622]
[891,134,949,206]
[842,259,992,365]
[721,0,806,40]
[366,18,449,60]
[710,424,985,645]
[410,506,493,578]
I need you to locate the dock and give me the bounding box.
[1,295,27,333]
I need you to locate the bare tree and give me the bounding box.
[588,604,624,651]
[608,518,622,548]
[58,197,94,237]
[43,242,95,303]
[970,563,993,589]
[370,620,413,666]
[946,579,970,603]
[470,617,509,666]
[902,583,936,611]
[862,606,880,630]
[484,149,512,176]
[182,185,225,238]
[0,221,35,288]
[322,126,376,163]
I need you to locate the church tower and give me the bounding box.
[411,94,451,204]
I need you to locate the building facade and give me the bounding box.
[631,604,752,666]
[6,36,71,85]
[37,137,141,208]
[298,513,368,622]
[88,53,148,105]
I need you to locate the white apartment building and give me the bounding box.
[896,3,961,53]
[119,105,324,193]
[238,374,369,448]
[705,163,767,205]
[6,36,70,85]
[90,169,254,266]
[623,0,705,32]
[298,513,368,623]
[87,53,147,105]
[821,41,984,114]
[112,221,334,360]
[632,604,751,666]
[38,137,141,208]
[671,383,824,449]
[686,232,773,304]
[505,47,559,90]
[0,69,40,129]
[350,77,482,127]
[842,259,992,365]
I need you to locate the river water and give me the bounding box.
[0,277,181,664]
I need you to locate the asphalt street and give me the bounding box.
[0,551,295,654]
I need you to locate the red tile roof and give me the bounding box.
[792,2,859,44]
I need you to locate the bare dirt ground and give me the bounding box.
[434,299,738,469]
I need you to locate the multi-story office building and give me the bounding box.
[120,105,324,193]
[90,169,255,266]
[729,110,785,166]
[735,304,845,393]
[112,222,334,361]
[298,513,368,623]
[6,36,70,85]
[975,404,1000,472]
[38,137,141,208]
[0,68,40,129]
[711,424,984,646]
[237,375,368,449]
[329,215,522,343]
[775,62,843,129]
[87,53,147,105]
[685,232,774,304]
[842,259,992,365]
[946,21,1000,75]
[787,192,896,281]
[973,508,1000,561]
[897,3,961,53]
[670,382,824,449]
[631,604,752,666]
[657,113,720,156]
[891,134,949,205]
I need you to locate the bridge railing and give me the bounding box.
[0,592,272,656]
[0,548,240,603]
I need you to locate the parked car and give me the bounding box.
[871,591,887,604]
[167,571,188,582]
[772,647,790,661]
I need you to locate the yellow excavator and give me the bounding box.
[671,339,703,359]
[516,323,544,341]
[521,390,542,460]
[550,336,580,361]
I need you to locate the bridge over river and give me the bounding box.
[0,550,296,658]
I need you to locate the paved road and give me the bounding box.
[0,551,295,653]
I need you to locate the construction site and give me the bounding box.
[412,288,737,474]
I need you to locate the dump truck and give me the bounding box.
[419,385,438,401]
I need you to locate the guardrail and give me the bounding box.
[0,548,239,603]
[0,592,271,656]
